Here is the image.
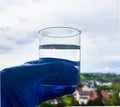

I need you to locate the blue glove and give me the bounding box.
[1,58,77,107]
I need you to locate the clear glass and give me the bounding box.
[39,27,81,86]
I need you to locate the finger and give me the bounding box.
[2,61,78,90]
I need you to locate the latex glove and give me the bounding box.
[1,59,77,107]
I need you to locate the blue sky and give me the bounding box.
[0,0,120,74]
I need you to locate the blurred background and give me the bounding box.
[0,0,120,106]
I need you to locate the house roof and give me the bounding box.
[91,90,109,99]
[92,91,98,99]
[83,84,91,88]
[79,91,92,96]
[101,91,109,99]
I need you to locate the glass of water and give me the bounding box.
[38,27,81,86]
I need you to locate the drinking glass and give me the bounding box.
[38,27,81,86]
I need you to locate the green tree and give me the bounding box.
[80,74,85,80]
[38,100,56,107]
[98,86,111,91]
[107,84,120,105]
[38,95,79,107]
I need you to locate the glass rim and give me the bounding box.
[38,27,81,38]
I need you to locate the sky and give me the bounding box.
[0,0,120,74]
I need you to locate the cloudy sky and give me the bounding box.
[0,0,120,74]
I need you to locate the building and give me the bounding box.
[82,84,95,91]
[79,90,92,105]
[102,82,112,87]
[73,86,93,105]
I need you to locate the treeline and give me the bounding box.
[80,73,120,82]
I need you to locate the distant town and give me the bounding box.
[39,73,120,107]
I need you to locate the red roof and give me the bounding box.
[101,91,109,99]
[91,90,109,99]
[92,91,98,99]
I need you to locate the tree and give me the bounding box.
[38,95,79,107]
[107,84,120,105]
[98,86,111,91]
[80,74,85,80]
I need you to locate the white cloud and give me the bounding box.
[0,39,38,70]
[103,66,114,72]
[0,0,119,74]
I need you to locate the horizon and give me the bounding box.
[81,72,120,75]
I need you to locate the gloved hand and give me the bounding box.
[1,59,76,107]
